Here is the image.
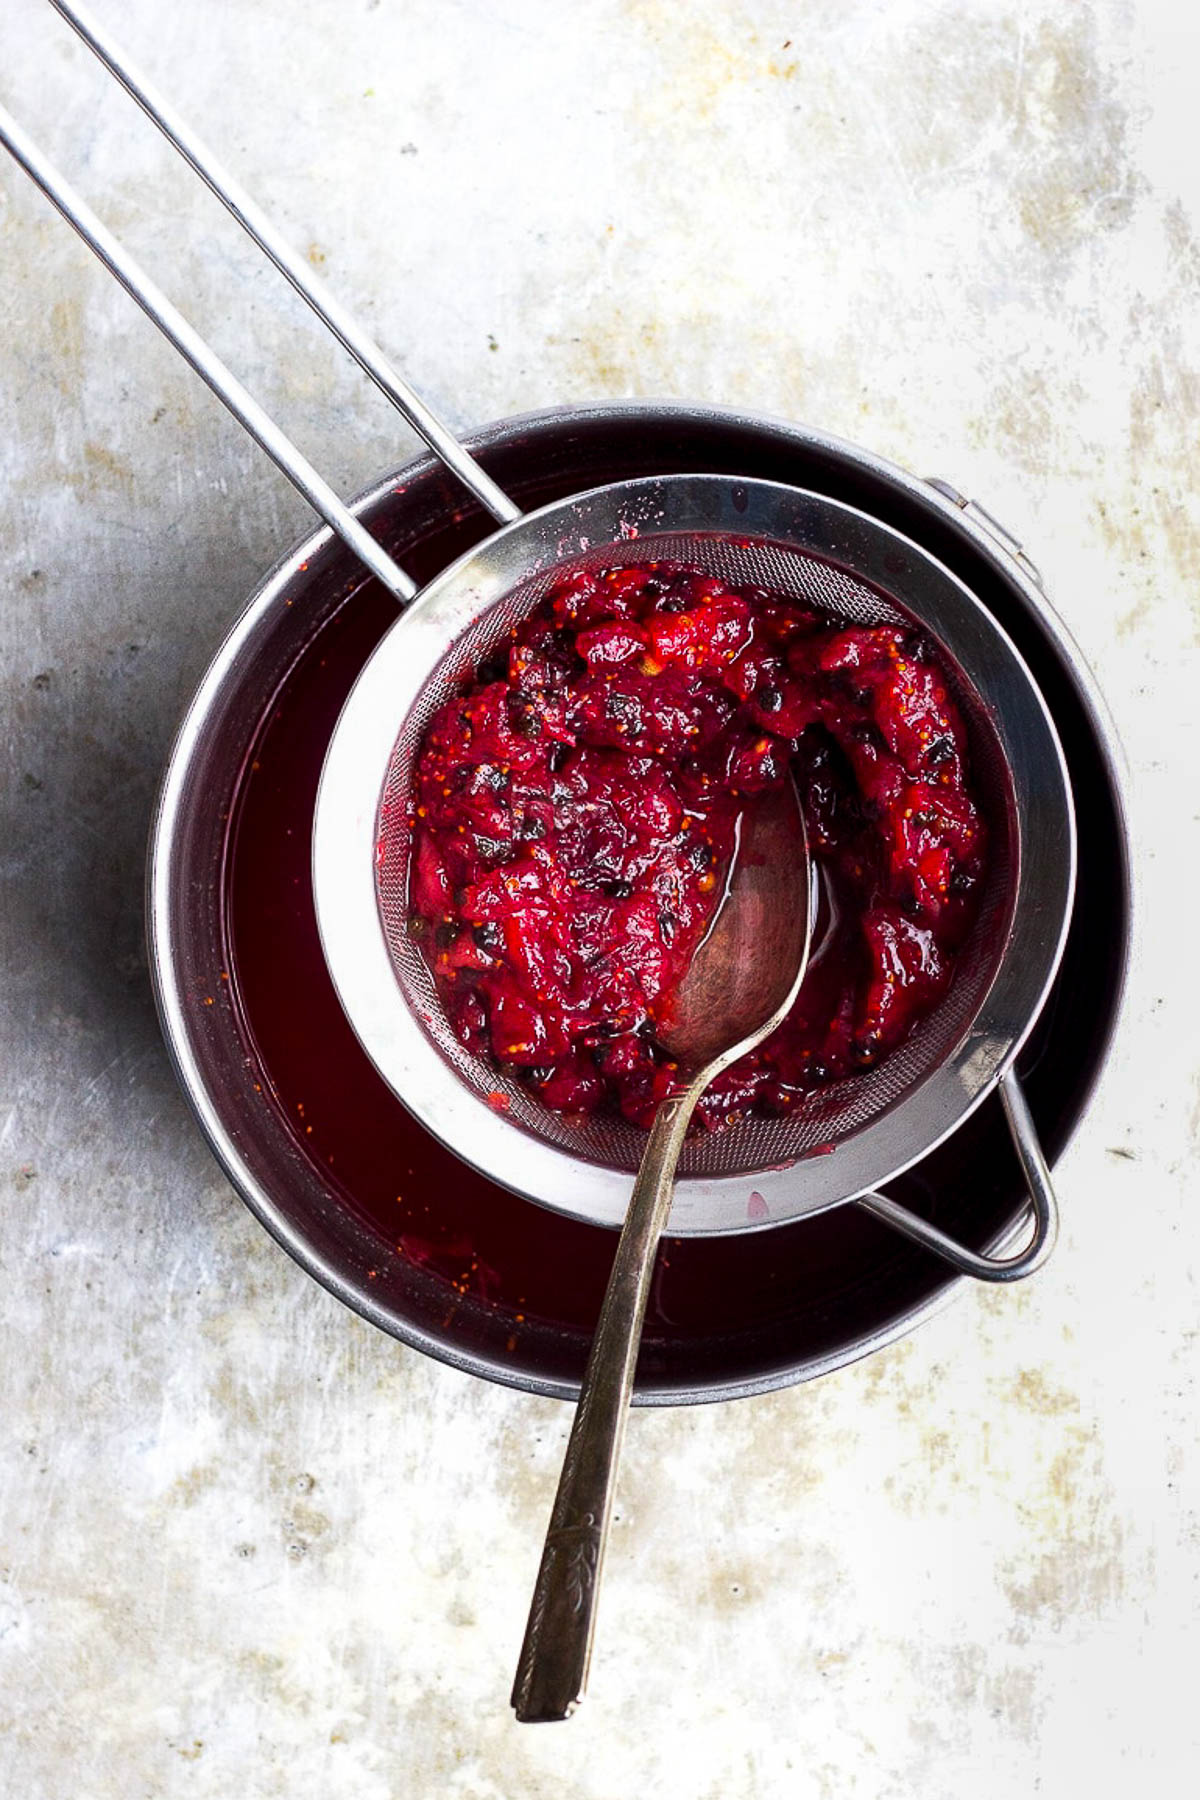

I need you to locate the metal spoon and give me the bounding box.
[512,777,813,1722]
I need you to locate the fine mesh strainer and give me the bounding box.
[314,474,1076,1245]
[372,516,1013,1180]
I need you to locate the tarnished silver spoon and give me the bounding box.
[512,776,813,1722]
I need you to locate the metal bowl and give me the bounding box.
[148,402,1131,1404]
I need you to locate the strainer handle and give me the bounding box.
[853,1071,1058,1282]
[511,1089,695,1723]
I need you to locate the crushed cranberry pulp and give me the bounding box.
[405,559,987,1132]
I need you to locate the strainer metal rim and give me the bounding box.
[313,474,1076,1236]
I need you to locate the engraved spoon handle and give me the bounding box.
[510,1086,698,1723]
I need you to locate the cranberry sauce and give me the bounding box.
[405,561,986,1131]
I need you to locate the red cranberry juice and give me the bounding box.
[221,570,985,1348]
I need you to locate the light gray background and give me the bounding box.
[1,2,1195,1795]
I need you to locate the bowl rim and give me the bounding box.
[146,400,1133,1404]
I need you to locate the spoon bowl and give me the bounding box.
[657,781,815,1072]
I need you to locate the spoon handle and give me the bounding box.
[511,1087,698,1723]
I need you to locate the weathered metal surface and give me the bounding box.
[0,1,1190,1793]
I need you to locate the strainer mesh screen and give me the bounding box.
[375,533,1015,1179]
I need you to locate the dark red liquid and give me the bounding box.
[221,584,910,1350]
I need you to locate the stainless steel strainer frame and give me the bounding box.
[314,474,1075,1263]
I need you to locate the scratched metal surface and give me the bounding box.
[0,1,1194,1794]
